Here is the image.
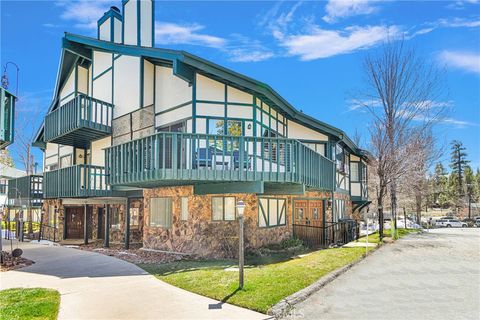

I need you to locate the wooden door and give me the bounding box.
[65,207,84,239]
[293,200,324,226]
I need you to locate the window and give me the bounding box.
[334,199,346,221]
[351,162,360,182]
[129,207,140,228]
[212,197,236,221]
[0,179,7,194]
[180,197,189,221]
[208,119,225,135]
[150,198,172,228]
[48,205,57,227]
[110,207,120,229]
[60,155,72,168]
[259,198,286,227]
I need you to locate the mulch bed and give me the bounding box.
[0,251,35,272]
[76,243,189,265]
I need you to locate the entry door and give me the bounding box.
[66,207,84,239]
[293,200,324,226]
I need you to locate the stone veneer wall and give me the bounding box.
[142,186,345,259]
[143,186,294,258]
[112,105,154,145]
[41,199,63,241]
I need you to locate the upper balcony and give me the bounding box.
[44,164,114,199]
[8,175,43,207]
[105,132,335,192]
[0,87,15,149]
[44,93,113,148]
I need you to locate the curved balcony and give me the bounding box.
[44,94,113,148]
[105,132,335,191]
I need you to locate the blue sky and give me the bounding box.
[1,0,479,172]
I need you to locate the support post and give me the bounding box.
[104,205,110,248]
[125,200,130,250]
[238,215,244,289]
[83,204,88,245]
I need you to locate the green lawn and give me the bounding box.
[140,246,365,313]
[355,228,421,244]
[0,288,60,320]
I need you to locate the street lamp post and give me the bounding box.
[236,200,246,289]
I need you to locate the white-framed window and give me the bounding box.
[180,197,189,221]
[258,198,286,227]
[150,197,173,228]
[212,197,236,221]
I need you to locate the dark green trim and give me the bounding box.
[92,66,112,81]
[258,197,287,228]
[154,101,192,116]
[194,181,264,195]
[263,183,305,195]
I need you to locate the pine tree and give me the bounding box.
[449,140,470,198]
[475,168,480,202]
[432,163,448,206]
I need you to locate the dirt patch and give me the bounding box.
[76,243,188,264]
[0,251,35,272]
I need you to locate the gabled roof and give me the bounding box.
[34,32,367,157]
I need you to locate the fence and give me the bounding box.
[293,219,359,248]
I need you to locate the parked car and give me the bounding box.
[475,217,480,228]
[435,218,468,228]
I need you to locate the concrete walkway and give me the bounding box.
[284,228,480,320]
[1,240,268,320]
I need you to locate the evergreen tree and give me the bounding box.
[432,163,448,206]
[475,168,480,202]
[449,140,469,198]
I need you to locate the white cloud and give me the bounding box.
[439,51,480,74]
[155,22,226,48]
[323,0,378,23]
[280,25,401,60]
[55,0,113,31]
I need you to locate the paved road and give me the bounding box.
[1,240,268,320]
[285,228,480,320]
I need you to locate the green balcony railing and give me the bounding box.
[105,132,335,191]
[8,175,43,207]
[44,164,112,198]
[0,87,15,149]
[44,93,113,148]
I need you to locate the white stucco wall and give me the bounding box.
[90,136,111,167]
[92,70,112,104]
[93,51,112,78]
[196,74,224,101]
[156,104,192,127]
[227,85,252,104]
[155,66,191,111]
[114,18,122,43]
[287,120,329,141]
[99,17,111,41]
[113,55,140,117]
[140,0,153,47]
[59,68,75,101]
[77,66,88,95]
[123,0,137,46]
[143,60,154,107]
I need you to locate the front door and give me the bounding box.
[65,207,84,239]
[293,200,324,226]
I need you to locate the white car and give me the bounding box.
[435,218,467,228]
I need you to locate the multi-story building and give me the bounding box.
[33,1,369,257]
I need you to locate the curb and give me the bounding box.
[267,244,384,319]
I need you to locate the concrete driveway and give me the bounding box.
[285,228,480,320]
[1,240,268,320]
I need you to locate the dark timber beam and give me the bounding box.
[83,204,88,245]
[125,199,130,250]
[104,205,110,248]
[194,181,264,195]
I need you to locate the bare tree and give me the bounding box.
[357,39,446,238]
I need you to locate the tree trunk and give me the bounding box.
[378,197,384,240]
[390,180,398,230]
[415,192,422,225]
